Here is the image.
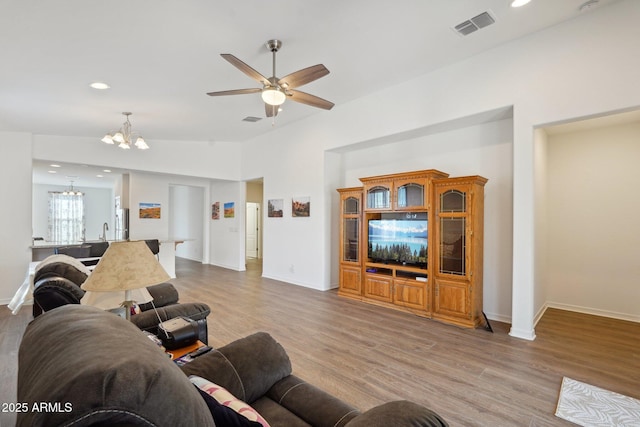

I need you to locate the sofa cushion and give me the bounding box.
[17,305,215,427]
[181,332,292,404]
[190,375,269,426]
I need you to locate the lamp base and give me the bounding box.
[122,300,135,321]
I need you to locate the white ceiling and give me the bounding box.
[1,0,624,146]
[6,0,631,187]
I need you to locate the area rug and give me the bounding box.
[555,377,640,426]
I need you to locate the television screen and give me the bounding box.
[368,218,427,267]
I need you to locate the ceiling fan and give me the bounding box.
[207,39,334,118]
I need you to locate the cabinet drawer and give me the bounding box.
[364,275,392,302]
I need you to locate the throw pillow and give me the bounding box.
[194,386,261,427]
[189,375,270,427]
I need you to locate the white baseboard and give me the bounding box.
[509,326,536,341]
[544,301,640,323]
[484,311,511,324]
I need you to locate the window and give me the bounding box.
[48,192,85,242]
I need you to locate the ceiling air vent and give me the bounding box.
[242,116,262,122]
[453,11,495,36]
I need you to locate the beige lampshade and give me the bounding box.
[81,241,170,293]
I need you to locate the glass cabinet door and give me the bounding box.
[366,185,391,210]
[439,217,465,275]
[340,194,361,264]
[344,196,359,215]
[343,218,359,262]
[396,182,424,208]
[437,189,468,276]
[440,189,466,212]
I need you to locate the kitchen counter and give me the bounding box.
[30,239,179,278]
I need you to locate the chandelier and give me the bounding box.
[101,112,149,150]
[62,181,83,196]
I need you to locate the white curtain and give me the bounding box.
[48,192,85,242]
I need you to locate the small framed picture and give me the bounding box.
[139,202,161,219]
[292,197,310,217]
[268,199,284,217]
[224,202,235,218]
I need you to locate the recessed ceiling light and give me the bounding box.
[511,0,531,7]
[48,170,57,174]
[103,169,111,173]
[49,164,61,168]
[96,174,104,178]
[90,82,110,90]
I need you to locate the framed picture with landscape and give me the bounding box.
[139,202,161,219]
[267,199,283,217]
[224,202,235,218]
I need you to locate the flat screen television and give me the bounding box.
[368,216,427,267]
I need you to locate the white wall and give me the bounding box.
[32,184,114,242]
[242,135,331,289]
[0,132,32,304]
[543,121,640,321]
[209,180,245,271]
[533,128,549,324]
[170,185,204,262]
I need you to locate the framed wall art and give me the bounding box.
[292,196,310,217]
[268,199,284,217]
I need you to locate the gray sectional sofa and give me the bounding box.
[17,305,447,426]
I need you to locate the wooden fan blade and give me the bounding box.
[265,103,279,118]
[288,90,334,110]
[221,54,269,85]
[207,88,261,96]
[278,64,329,89]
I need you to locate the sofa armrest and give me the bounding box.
[130,302,210,331]
[345,401,448,427]
[267,374,360,427]
[140,282,179,310]
[32,276,85,317]
[181,332,292,404]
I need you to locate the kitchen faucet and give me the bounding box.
[101,222,109,242]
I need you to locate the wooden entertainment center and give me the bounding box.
[337,169,488,328]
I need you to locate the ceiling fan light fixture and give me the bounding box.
[262,87,286,106]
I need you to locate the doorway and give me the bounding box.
[245,179,264,272]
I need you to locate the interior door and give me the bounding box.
[246,202,260,258]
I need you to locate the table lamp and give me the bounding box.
[81,240,170,320]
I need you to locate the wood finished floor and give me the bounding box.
[2,257,639,426]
